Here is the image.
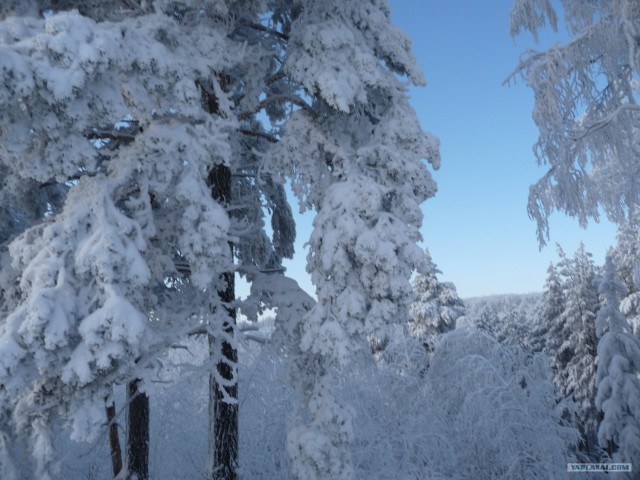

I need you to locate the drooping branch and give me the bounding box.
[568,103,640,141]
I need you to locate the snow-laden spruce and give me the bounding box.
[530,261,565,354]
[509,0,640,245]
[409,249,465,352]
[553,243,600,450]
[595,255,640,472]
[612,213,640,336]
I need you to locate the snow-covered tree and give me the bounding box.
[466,293,540,351]
[0,2,297,478]
[509,0,640,245]
[612,213,640,335]
[595,254,640,471]
[554,243,600,451]
[409,249,465,352]
[267,2,439,478]
[0,1,439,478]
[531,262,565,354]
[425,327,579,479]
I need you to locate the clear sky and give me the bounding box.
[277,0,619,300]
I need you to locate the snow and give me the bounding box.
[596,255,640,466]
[511,0,640,245]
[0,1,616,479]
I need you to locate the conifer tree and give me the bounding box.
[595,255,640,471]
[409,249,465,352]
[0,2,438,479]
[531,262,565,354]
[554,243,600,451]
[612,213,640,336]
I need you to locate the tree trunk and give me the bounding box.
[126,379,149,480]
[208,163,238,480]
[105,397,123,478]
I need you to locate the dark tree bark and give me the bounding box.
[126,379,149,480]
[198,73,239,480]
[207,164,238,480]
[105,397,123,478]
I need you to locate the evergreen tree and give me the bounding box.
[269,2,439,478]
[409,249,465,352]
[464,293,541,352]
[612,213,640,336]
[0,2,293,478]
[0,1,438,479]
[531,262,565,354]
[595,254,640,472]
[554,243,600,451]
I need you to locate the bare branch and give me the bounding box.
[84,130,137,142]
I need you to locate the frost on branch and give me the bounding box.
[285,0,424,113]
[0,175,154,474]
[509,0,640,245]
[509,0,557,41]
[426,328,579,479]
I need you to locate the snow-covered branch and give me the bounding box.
[237,94,315,120]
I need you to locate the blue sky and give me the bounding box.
[278,0,619,299]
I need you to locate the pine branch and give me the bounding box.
[83,121,141,142]
[265,70,287,85]
[239,19,289,41]
[238,128,278,143]
[39,172,96,189]
[237,94,315,120]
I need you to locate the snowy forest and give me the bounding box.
[0,0,639,479]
